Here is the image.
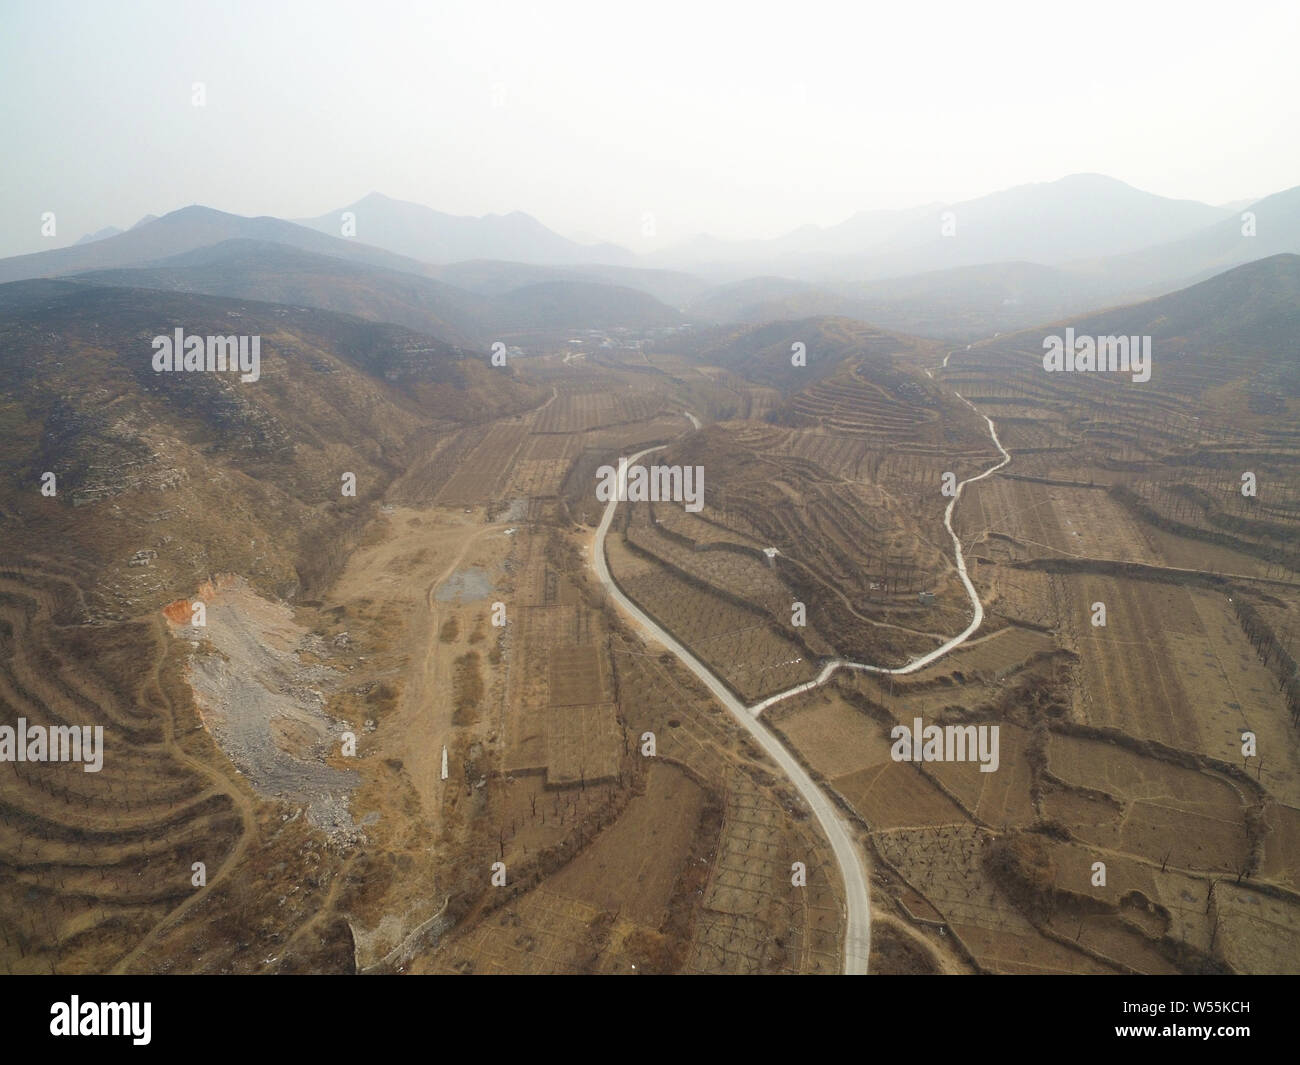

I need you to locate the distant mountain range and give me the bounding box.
[295,192,635,267]
[682,181,1300,341]
[0,204,441,285]
[8,174,1299,349]
[1084,183,1300,292]
[649,174,1234,274]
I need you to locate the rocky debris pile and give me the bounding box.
[164,574,364,845]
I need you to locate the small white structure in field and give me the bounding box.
[441,745,449,781]
[763,547,780,568]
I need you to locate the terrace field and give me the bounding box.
[5,263,1298,976]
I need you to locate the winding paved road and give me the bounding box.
[592,444,872,973]
[751,392,1012,713]
[591,377,1011,975]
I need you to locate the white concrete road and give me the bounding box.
[591,387,1010,975]
[593,440,872,974]
[751,391,1013,713]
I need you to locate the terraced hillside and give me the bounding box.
[603,341,998,699]
[945,255,1300,581]
[0,281,543,972]
[602,273,1300,972]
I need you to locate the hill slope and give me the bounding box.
[1092,184,1300,292]
[73,239,495,348]
[72,240,686,345]
[0,280,543,613]
[950,254,1300,436]
[0,205,443,285]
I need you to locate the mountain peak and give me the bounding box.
[295,197,633,266]
[1056,172,1128,185]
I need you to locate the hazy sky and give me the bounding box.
[2,0,1298,257]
